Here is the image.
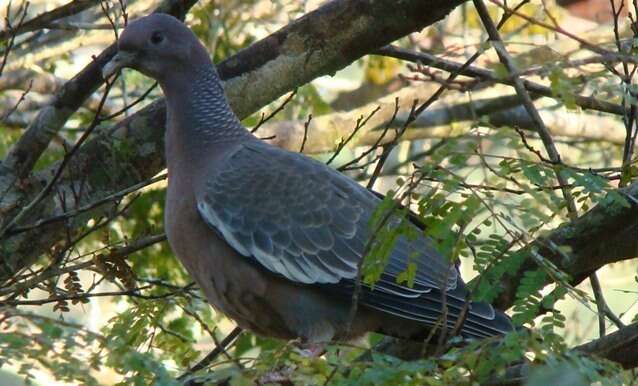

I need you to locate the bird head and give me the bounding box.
[102,14,210,81]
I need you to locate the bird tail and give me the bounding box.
[361,283,515,340]
[459,299,514,339]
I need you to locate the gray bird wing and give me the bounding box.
[196,141,512,338]
[196,140,457,289]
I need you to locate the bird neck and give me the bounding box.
[162,64,250,151]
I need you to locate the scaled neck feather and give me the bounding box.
[163,63,250,151]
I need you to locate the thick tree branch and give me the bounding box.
[257,89,624,154]
[491,323,638,384]
[481,181,638,310]
[215,0,466,119]
[376,45,625,116]
[376,321,638,383]
[575,322,638,369]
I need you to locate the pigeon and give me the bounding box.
[102,13,513,343]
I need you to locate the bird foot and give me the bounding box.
[257,343,325,384]
[257,366,294,385]
[293,342,326,358]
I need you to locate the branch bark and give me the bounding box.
[490,322,638,384]
[256,89,624,154]
[376,45,625,116]
[376,321,638,383]
[480,180,638,311]
[575,321,638,369]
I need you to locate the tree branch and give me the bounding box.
[575,322,638,369]
[481,181,638,310]
[0,0,99,42]
[256,88,625,155]
[375,45,625,116]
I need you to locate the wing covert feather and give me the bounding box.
[196,141,458,288]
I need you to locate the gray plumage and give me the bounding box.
[103,13,513,343]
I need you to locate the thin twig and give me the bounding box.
[0,0,29,78]
[0,0,96,42]
[338,98,400,172]
[473,0,577,216]
[299,114,311,153]
[326,106,381,165]
[177,327,243,383]
[6,173,167,236]
[375,45,624,116]
[0,233,166,297]
[99,0,120,41]
[2,282,194,306]
[0,79,115,238]
[1,78,31,121]
[101,82,158,121]
[488,0,633,59]
[251,89,297,133]
[366,100,416,189]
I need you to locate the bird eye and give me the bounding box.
[150,31,164,45]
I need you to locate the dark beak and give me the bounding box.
[102,51,136,79]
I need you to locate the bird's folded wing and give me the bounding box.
[196,141,458,292]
